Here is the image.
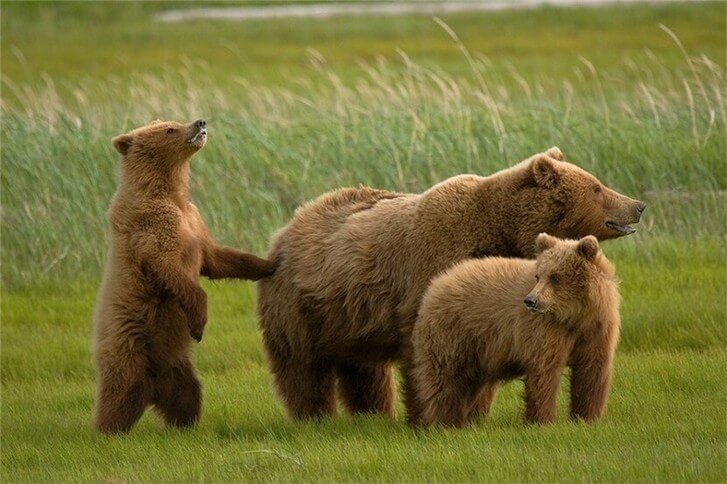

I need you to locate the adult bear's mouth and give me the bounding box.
[606,221,636,235]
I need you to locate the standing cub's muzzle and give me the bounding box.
[186,119,208,147]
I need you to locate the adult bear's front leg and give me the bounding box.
[569,326,618,421]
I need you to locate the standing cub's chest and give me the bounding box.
[178,207,204,274]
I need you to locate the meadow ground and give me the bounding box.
[1,1,726,482]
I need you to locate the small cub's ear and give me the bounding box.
[532,155,560,188]
[149,119,163,125]
[545,146,564,161]
[577,235,599,261]
[112,133,133,155]
[535,233,559,254]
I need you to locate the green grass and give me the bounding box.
[1,1,726,482]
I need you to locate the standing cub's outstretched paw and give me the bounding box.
[239,253,278,280]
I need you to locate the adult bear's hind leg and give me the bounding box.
[272,359,337,419]
[258,285,337,420]
[336,363,395,416]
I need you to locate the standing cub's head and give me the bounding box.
[112,119,208,164]
[523,233,616,321]
[529,148,646,240]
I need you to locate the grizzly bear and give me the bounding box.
[92,119,276,434]
[409,233,620,427]
[257,147,643,420]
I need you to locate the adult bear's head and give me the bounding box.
[529,147,645,241]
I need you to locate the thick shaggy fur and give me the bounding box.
[92,119,276,434]
[257,147,642,420]
[409,234,620,427]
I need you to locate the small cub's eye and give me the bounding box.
[535,274,540,282]
[549,274,559,285]
[166,128,176,134]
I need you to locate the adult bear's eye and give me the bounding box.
[549,274,559,285]
[166,128,176,134]
[593,185,602,194]
[535,274,540,282]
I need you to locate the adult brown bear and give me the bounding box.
[257,147,644,420]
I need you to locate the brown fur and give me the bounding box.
[257,147,641,420]
[409,234,620,427]
[92,119,276,434]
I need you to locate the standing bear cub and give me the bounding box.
[409,234,620,428]
[258,147,643,421]
[93,119,276,434]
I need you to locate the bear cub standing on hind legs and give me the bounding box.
[409,233,620,428]
[92,119,277,434]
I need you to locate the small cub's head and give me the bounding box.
[523,233,614,321]
[112,119,208,164]
[530,148,646,240]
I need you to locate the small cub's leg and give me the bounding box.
[524,369,563,424]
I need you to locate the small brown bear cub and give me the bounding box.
[92,119,276,434]
[409,233,620,428]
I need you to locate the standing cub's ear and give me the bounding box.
[577,235,599,261]
[532,155,560,188]
[112,133,133,155]
[535,232,559,254]
[545,146,564,160]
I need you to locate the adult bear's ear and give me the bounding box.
[112,133,133,155]
[535,232,559,254]
[577,235,599,261]
[545,146,564,161]
[532,155,560,188]
[149,119,163,125]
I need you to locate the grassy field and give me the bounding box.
[1,1,726,482]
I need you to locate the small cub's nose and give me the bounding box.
[636,201,646,213]
[524,295,537,309]
[194,119,207,129]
